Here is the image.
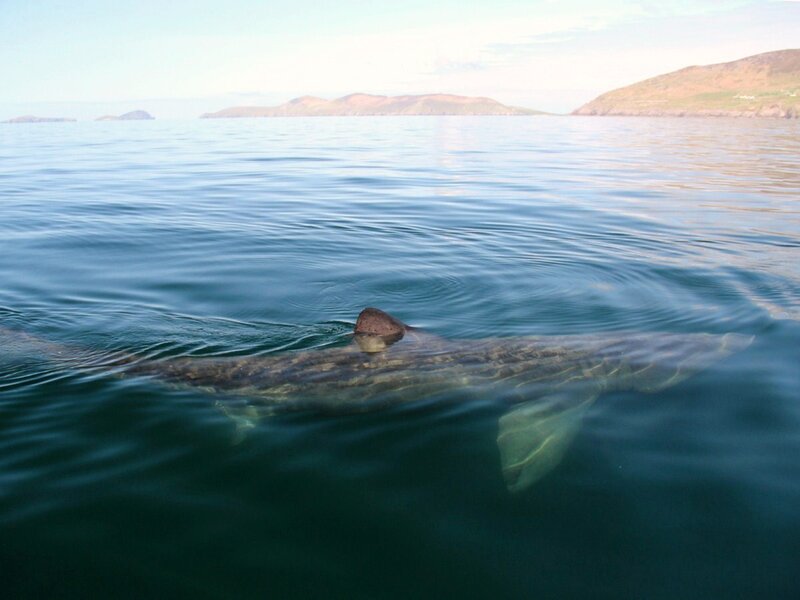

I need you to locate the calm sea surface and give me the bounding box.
[1,117,799,598]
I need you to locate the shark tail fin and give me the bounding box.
[603,332,754,394]
[1,325,136,371]
[497,389,597,492]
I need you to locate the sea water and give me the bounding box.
[1,116,799,598]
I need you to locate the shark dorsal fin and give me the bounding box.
[354,308,409,353]
[354,308,408,337]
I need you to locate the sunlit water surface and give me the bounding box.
[1,117,799,598]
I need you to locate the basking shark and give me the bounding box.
[1,308,751,491]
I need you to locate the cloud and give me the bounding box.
[431,61,489,76]
[208,9,641,96]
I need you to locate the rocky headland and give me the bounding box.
[574,49,799,118]
[201,93,542,118]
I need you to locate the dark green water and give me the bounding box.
[1,116,799,599]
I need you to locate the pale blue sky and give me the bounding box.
[1,0,797,118]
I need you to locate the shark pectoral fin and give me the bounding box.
[231,421,256,445]
[215,400,262,445]
[497,390,597,492]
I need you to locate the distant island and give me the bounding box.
[3,115,76,124]
[96,110,155,121]
[574,49,799,118]
[201,93,542,118]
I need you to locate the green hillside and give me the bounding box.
[574,49,799,118]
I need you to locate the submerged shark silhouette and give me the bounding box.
[2,308,751,491]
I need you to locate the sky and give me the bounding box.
[0,0,798,119]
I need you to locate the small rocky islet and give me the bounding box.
[3,110,155,124]
[3,115,77,124]
[95,110,155,121]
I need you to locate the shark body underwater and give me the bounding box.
[2,308,751,492]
